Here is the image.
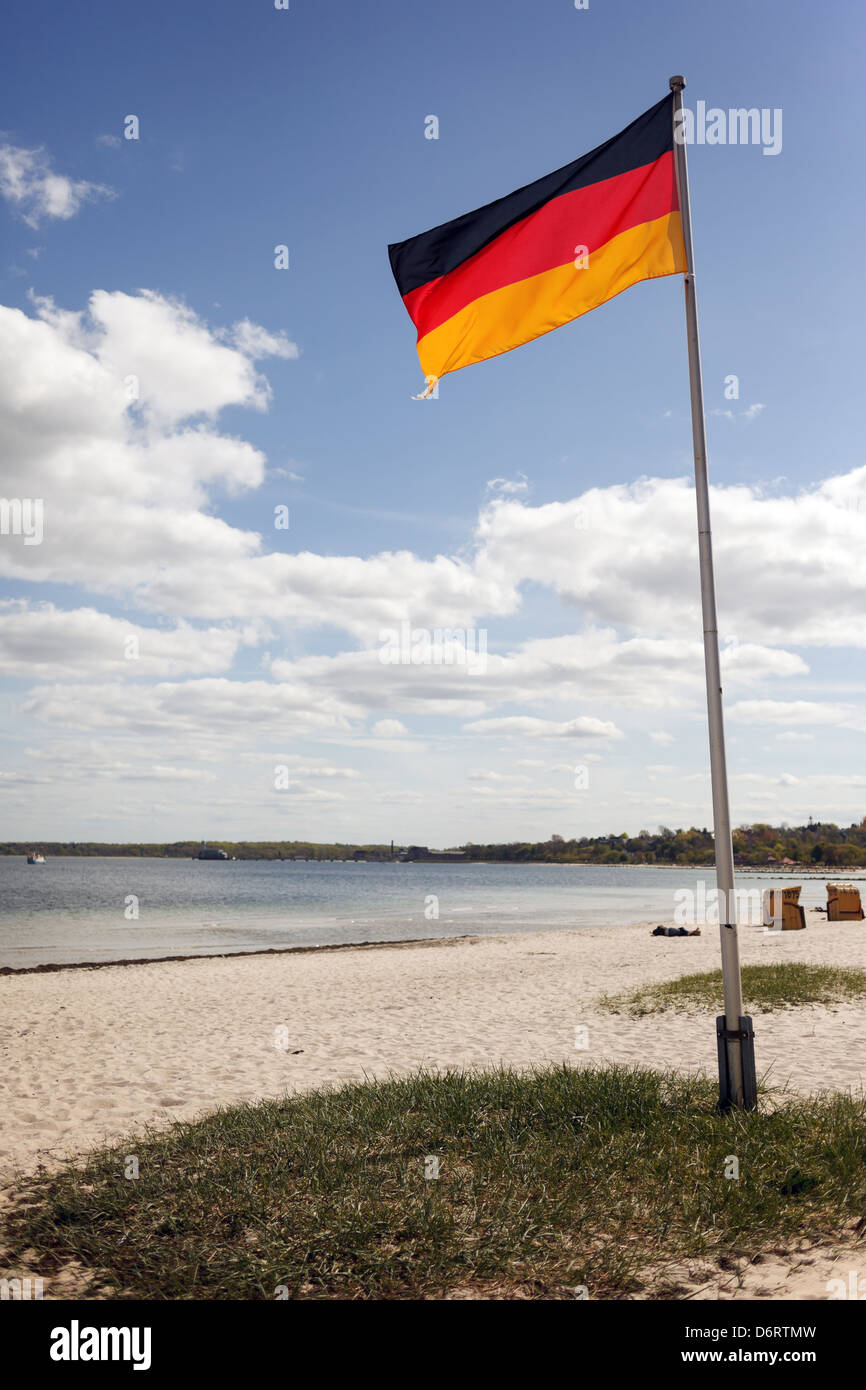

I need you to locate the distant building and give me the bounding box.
[403,846,467,863]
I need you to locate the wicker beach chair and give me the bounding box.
[762,885,806,930]
[826,883,864,921]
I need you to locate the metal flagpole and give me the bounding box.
[668,75,756,1110]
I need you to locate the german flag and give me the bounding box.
[388,94,685,394]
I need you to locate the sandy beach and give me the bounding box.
[2,912,866,1300]
[3,912,865,1182]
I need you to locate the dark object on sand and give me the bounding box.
[651,925,701,937]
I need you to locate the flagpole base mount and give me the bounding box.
[716,1015,758,1112]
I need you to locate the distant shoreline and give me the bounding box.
[4,820,864,873]
[2,853,860,873]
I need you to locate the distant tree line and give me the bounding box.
[0,841,392,861]
[4,821,865,866]
[461,820,866,867]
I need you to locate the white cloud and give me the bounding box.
[7,286,866,658]
[371,719,408,737]
[16,737,219,784]
[0,291,517,634]
[230,318,299,361]
[4,278,866,838]
[21,679,356,737]
[265,631,804,728]
[475,473,866,649]
[486,473,529,496]
[467,770,530,782]
[0,142,114,227]
[0,602,251,679]
[711,403,765,423]
[728,700,858,729]
[35,289,295,428]
[462,716,623,740]
[294,765,360,780]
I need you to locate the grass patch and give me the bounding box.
[4,1064,866,1300]
[600,962,866,1018]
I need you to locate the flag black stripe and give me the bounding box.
[388,94,674,297]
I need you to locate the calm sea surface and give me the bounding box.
[0,857,849,970]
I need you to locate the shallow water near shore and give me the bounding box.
[0,857,849,968]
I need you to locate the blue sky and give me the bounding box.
[2,0,865,845]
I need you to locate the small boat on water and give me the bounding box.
[194,841,230,861]
[27,851,46,864]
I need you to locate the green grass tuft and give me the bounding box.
[600,962,866,1018]
[4,1063,866,1300]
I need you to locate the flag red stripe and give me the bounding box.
[403,151,678,343]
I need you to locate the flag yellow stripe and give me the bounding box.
[417,211,685,381]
